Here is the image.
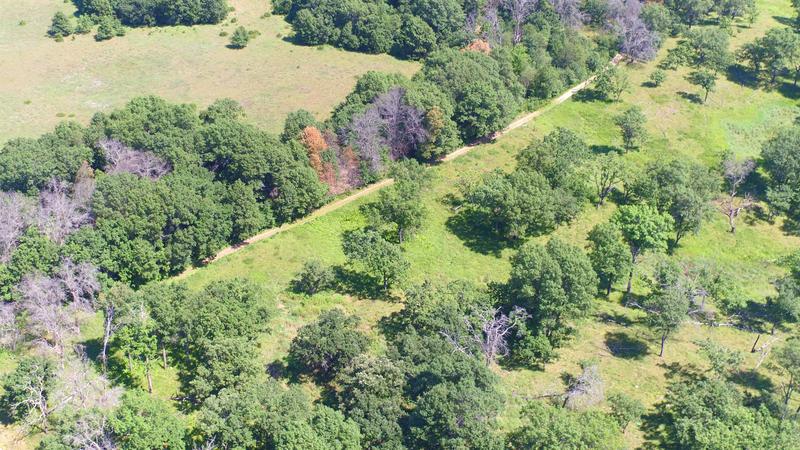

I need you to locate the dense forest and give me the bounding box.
[3,0,800,448]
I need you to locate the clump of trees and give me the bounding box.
[75,0,228,28]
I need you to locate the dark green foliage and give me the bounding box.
[594,65,630,101]
[393,14,436,60]
[614,106,647,151]
[288,309,370,380]
[649,69,667,86]
[229,26,250,49]
[504,239,597,365]
[48,12,74,38]
[0,122,92,193]
[762,126,800,223]
[408,379,504,449]
[644,284,690,357]
[629,159,718,246]
[421,49,521,141]
[507,401,624,449]
[281,109,318,142]
[226,181,271,242]
[612,204,674,295]
[587,222,632,295]
[79,0,228,27]
[109,391,186,450]
[660,376,800,448]
[516,128,590,190]
[361,160,429,243]
[334,355,406,449]
[0,356,56,423]
[197,379,361,450]
[608,392,645,432]
[174,279,270,403]
[292,260,335,295]
[94,15,124,41]
[687,70,717,103]
[342,228,409,290]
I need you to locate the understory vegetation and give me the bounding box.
[3,0,800,449]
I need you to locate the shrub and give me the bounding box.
[95,15,124,41]
[48,11,74,38]
[75,15,94,34]
[229,26,250,48]
[292,260,335,295]
[649,69,667,87]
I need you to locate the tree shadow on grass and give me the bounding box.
[773,15,795,27]
[677,91,703,104]
[589,144,621,155]
[332,265,394,301]
[78,337,138,390]
[604,331,650,360]
[726,64,760,89]
[731,369,775,392]
[445,209,515,257]
[572,89,608,103]
[596,311,634,327]
[777,81,800,100]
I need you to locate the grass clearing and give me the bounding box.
[0,0,418,143]
[182,1,800,447]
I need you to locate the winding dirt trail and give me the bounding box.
[181,55,624,275]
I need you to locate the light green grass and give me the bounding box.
[182,1,800,447]
[0,0,418,144]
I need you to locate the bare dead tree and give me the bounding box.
[607,0,659,61]
[16,273,76,358]
[99,138,171,180]
[61,411,117,450]
[346,107,385,172]
[0,302,21,350]
[548,0,586,28]
[372,88,429,160]
[10,358,57,433]
[442,307,527,365]
[503,0,538,44]
[563,363,605,410]
[57,258,101,310]
[55,350,122,413]
[719,156,756,234]
[0,192,34,263]
[37,179,92,245]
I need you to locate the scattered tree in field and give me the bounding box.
[595,65,630,101]
[643,285,689,357]
[613,205,674,296]
[719,155,755,234]
[229,26,251,48]
[361,160,430,243]
[774,337,800,411]
[682,27,733,72]
[288,309,370,380]
[505,239,597,363]
[697,339,743,379]
[114,302,158,393]
[608,392,644,432]
[0,356,56,431]
[687,70,717,103]
[762,126,800,223]
[614,106,647,151]
[590,152,626,207]
[292,260,335,295]
[341,228,409,291]
[508,401,624,449]
[649,69,666,87]
[738,27,800,84]
[48,12,74,39]
[629,159,718,247]
[587,222,631,295]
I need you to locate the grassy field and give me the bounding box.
[0,0,418,144]
[179,1,800,447]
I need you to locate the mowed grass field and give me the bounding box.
[0,0,418,143]
[179,0,800,446]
